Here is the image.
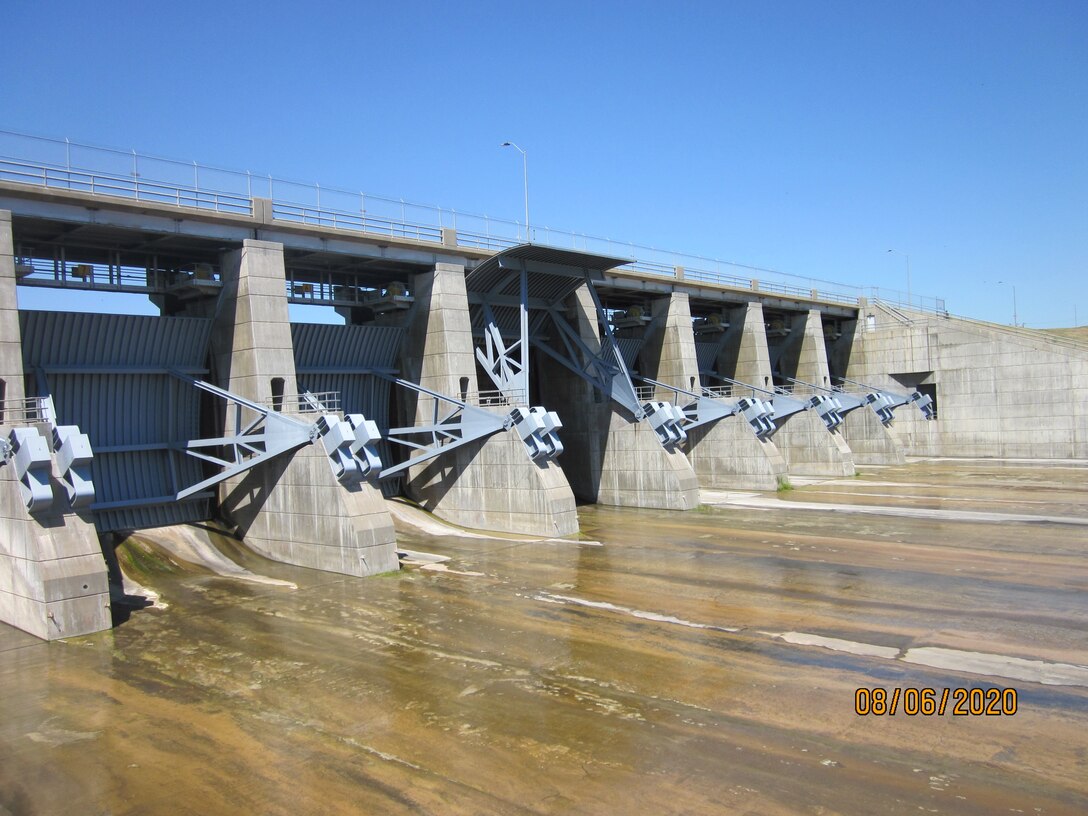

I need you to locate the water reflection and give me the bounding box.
[1,461,1086,814]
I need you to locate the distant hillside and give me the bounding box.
[1043,326,1088,343]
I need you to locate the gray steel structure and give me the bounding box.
[21,310,213,531]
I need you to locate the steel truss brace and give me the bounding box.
[375,375,563,479]
[835,376,937,424]
[169,373,381,501]
[531,281,644,419]
[475,267,530,403]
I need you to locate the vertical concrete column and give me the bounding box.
[540,285,700,510]
[645,294,787,491]
[771,309,856,477]
[790,310,833,389]
[0,210,111,639]
[0,211,25,411]
[831,321,907,464]
[642,292,699,391]
[211,239,398,575]
[401,263,578,536]
[719,302,775,390]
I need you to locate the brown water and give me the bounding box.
[2,460,1087,815]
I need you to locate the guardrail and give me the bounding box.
[0,396,52,425]
[0,156,252,216]
[0,129,946,313]
[14,254,221,295]
[264,392,344,415]
[701,385,734,399]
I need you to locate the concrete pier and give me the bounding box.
[542,285,700,510]
[0,210,111,638]
[209,240,398,576]
[766,308,856,477]
[644,294,788,491]
[401,263,578,536]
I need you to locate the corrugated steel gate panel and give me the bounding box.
[616,337,644,371]
[20,311,213,531]
[695,342,722,373]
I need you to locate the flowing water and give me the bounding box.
[2,460,1087,815]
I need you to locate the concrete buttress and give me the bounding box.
[211,240,398,575]
[746,305,856,477]
[401,263,578,536]
[541,285,700,509]
[643,294,788,490]
[0,209,111,639]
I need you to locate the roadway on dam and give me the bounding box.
[1,460,1086,815]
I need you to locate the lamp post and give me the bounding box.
[501,141,530,243]
[996,280,1019,327]
[887,249,911,309]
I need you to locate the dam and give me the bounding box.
[1,134,1087,642]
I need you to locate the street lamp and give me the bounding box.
[501,141,530,243]
[996,280,1019,327]
[887,249,911,309]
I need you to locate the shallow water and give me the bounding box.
[2,460,1087,815]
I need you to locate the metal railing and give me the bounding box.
[264,391,343,415]
[700,384,734,399]
[0,396,53,425]
[14,254,221,294]
[462,389,525,407]
[0,129,946,312]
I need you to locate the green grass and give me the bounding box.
[775,476,794,492]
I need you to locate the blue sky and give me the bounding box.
[3,0,1085,327]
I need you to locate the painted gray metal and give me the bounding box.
[695,341,725,374]
[615,338,644,371]
[20,311,213,531]
[291,322,405,486]
[466,244,632,286]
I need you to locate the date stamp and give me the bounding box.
[855,687,1018,716]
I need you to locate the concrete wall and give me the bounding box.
[211,240,399,575]
[644,294,788,490]
[0,210,111,639]
[719,302,855,477]
[719,303,775,390]
[839,407,907,465]
[847,311,1088,458]
[539,285,700,510]
[401,263,578,536]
